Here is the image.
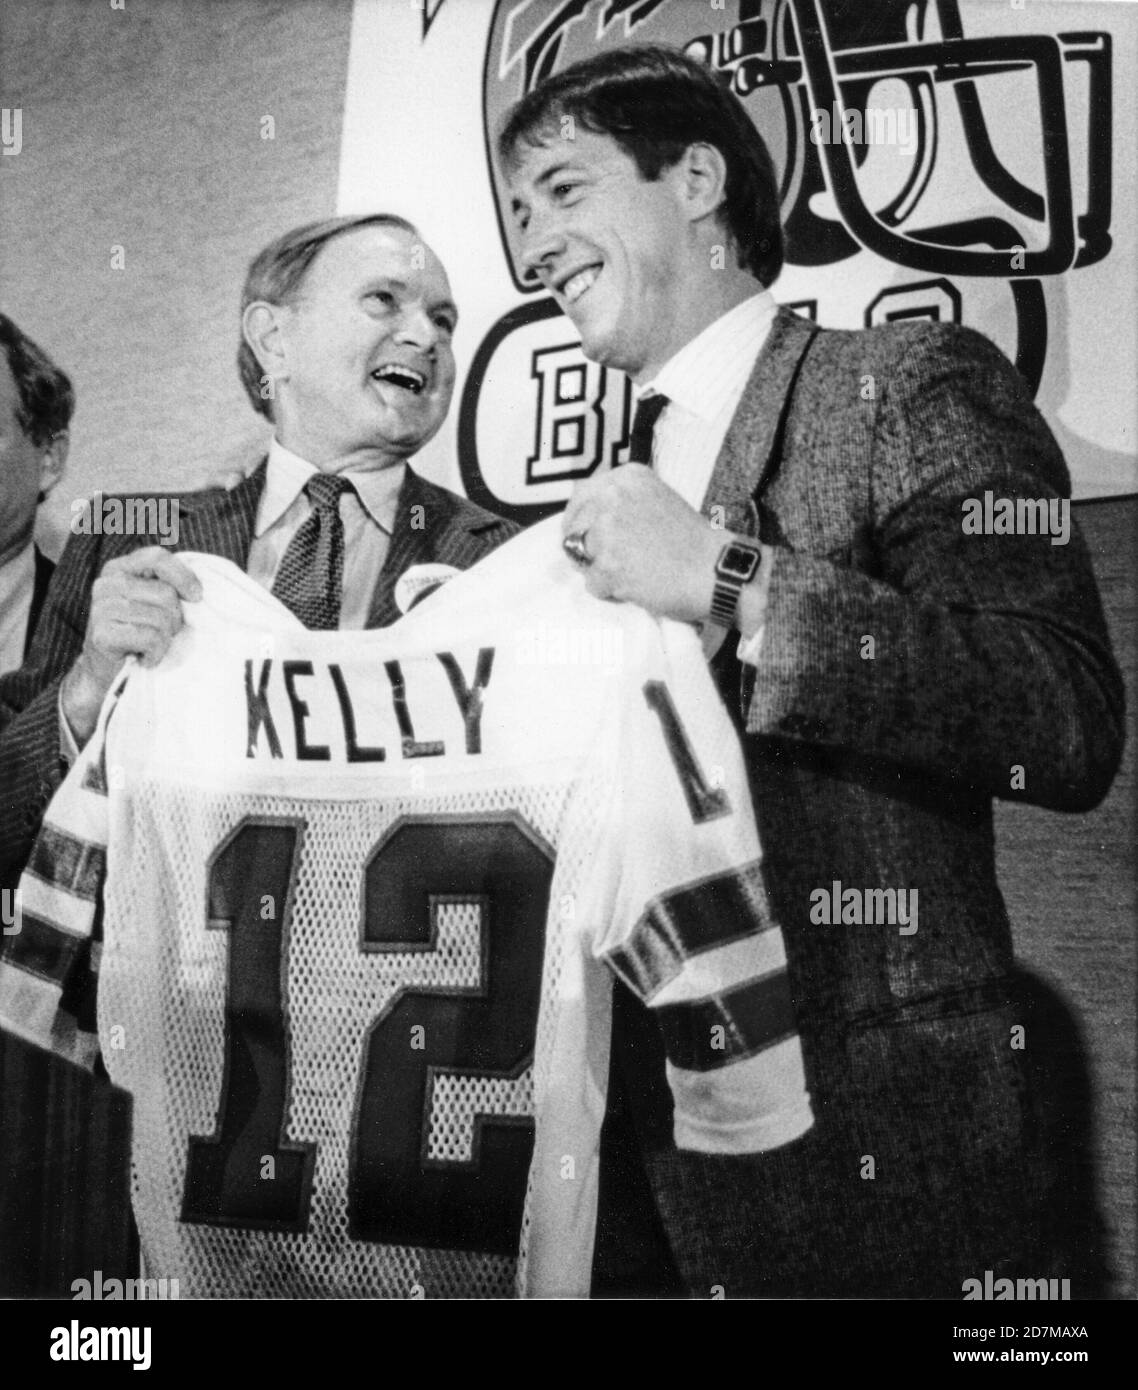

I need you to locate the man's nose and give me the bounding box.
[518,210,566,278]
[393,307,440,352]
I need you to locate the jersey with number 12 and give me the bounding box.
[1,516,811,1298]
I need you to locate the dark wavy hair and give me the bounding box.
[238,213,419,420]
[497,43,783,287]
[0,313,74,446]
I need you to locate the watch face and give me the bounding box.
[718,543,760,582]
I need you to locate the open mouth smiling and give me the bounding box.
[371,364,427,395]
[556,264,602,305]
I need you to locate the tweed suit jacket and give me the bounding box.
[605,307,1125,1299]
[0,463,517,883]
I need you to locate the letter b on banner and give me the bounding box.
[459,300,634,526]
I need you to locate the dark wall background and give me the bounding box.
[0,0,1133,1299]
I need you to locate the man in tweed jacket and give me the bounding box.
[500,45,1124,1297]
[0,214,516,884]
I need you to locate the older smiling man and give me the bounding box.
[0,214,516,880]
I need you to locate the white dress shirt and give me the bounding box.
[0,541,35,677]
[247,438,405,628]
[638,289,778,662]
[644,289,777,508]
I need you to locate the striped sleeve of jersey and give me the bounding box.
[0,669,129,1070]
[587,619,813,1156]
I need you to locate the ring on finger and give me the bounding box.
[563,531,592,566]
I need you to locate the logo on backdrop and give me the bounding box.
[458,0,1114,524]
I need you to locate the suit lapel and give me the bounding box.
[366,468,472,628]
[25,546,55,656]
[173,460,266,565]
[701,307,818,536]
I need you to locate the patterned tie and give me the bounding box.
[271,473,356,630]
[626,391,669,466]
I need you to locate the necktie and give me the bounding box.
[627,392,669,466]
[271,473,355,630]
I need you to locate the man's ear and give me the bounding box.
[676,142,729,224]
[37,430,69,502]
[242,300,290,391]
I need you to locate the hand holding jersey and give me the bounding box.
[560,461,776,668]
[60,546,203,744]
[0,516,810,1298]
[561,461,722,619]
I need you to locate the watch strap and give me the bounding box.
[710,578,743,627]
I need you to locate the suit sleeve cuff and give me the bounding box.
[736,625,765,666]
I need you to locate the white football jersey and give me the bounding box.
[0,517,811,1298]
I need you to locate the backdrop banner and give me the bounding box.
[339,0,1136,513]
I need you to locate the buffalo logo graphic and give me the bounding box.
[458,0,1112,523]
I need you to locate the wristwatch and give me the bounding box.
[709,539,762,627]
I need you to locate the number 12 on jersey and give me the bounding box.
[180,678,724,1256]
[182,814,552,1256]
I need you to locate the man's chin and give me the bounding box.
[577,330,631,376]
[571,319,612,367]
[370,422,444,456]
[565,305,627,371]
[371,402,447,446]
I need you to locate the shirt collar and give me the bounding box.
[257,438,406,537]
[643,289,778,421]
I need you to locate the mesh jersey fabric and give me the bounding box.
[0,516,811,1298]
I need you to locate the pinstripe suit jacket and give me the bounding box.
[26,548,54,660]
[603,308,1125,1299]
[0,546,53,681]
[0,463,517,883]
